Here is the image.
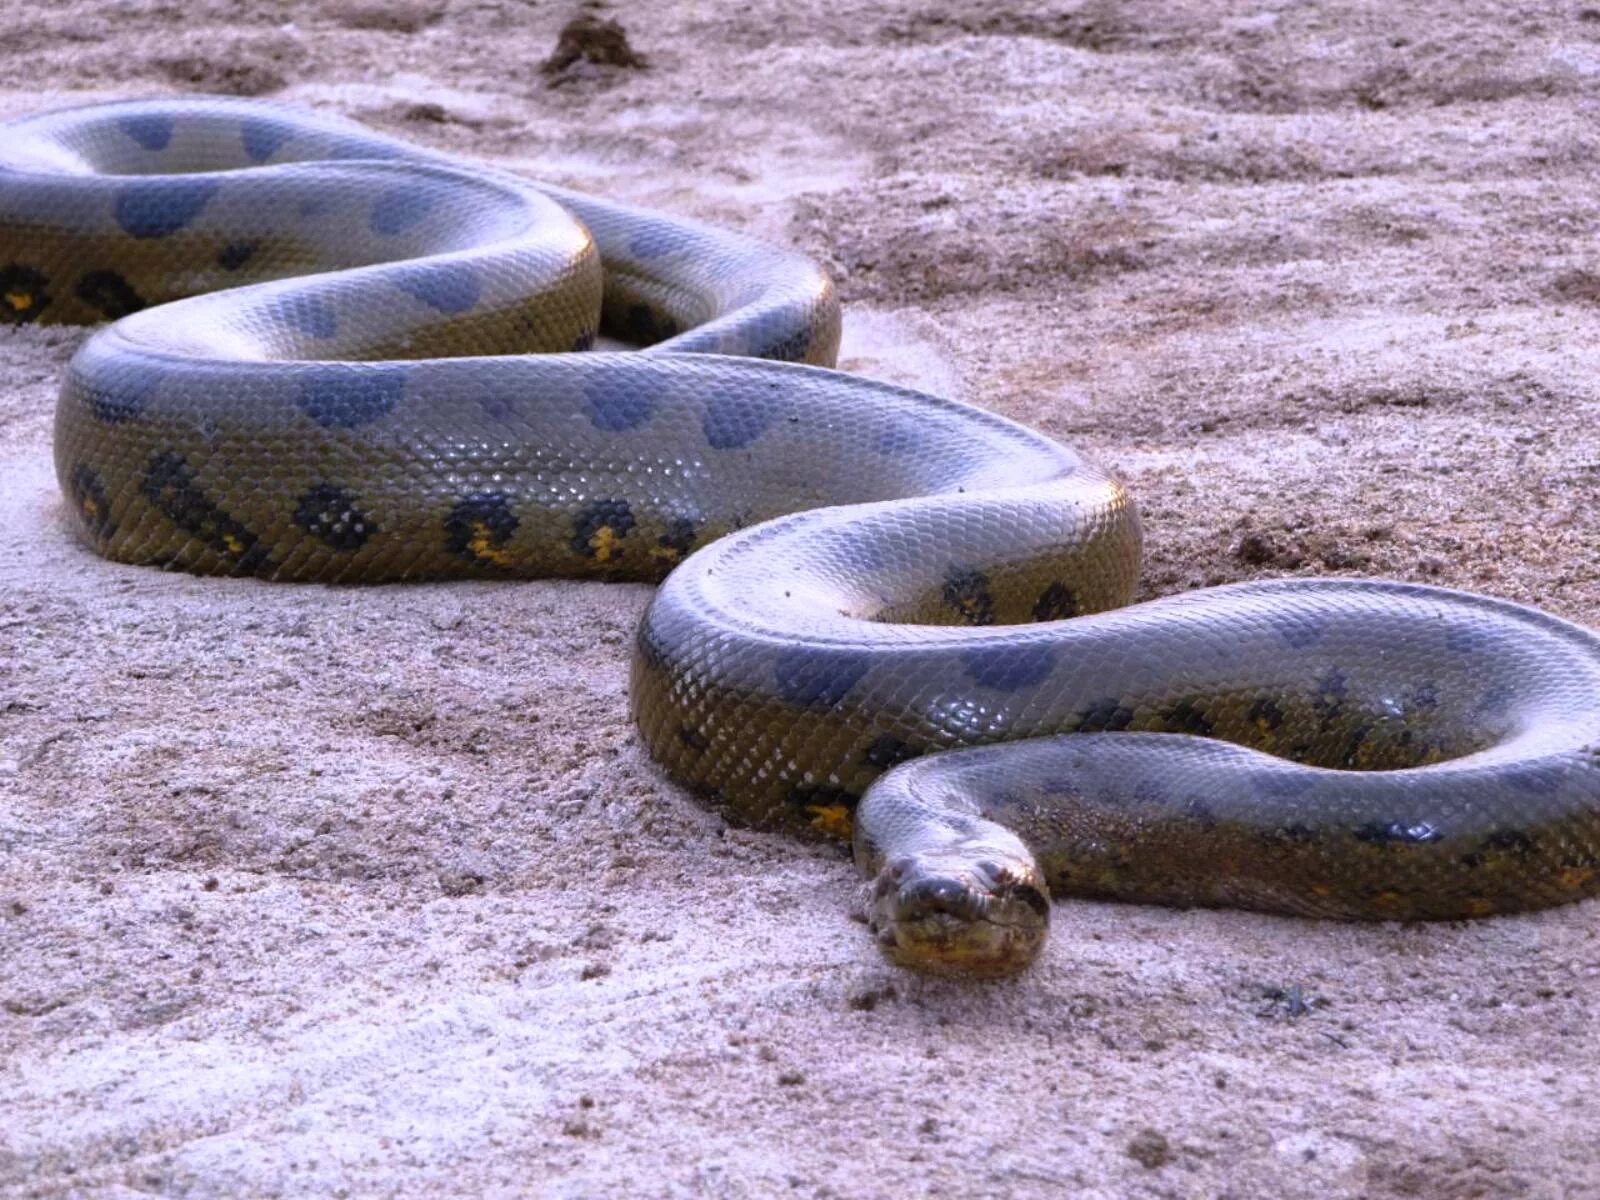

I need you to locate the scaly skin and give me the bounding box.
[5,98,1600,977]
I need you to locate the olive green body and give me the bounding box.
[7,98,1600,975]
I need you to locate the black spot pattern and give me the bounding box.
[241,117,294,163]
[113,179,218,239]
[773,648,870,708]
[370,187,437,236]
[292,483,376,550]
[657,516,698,559]
[67,463,114,539]
[0,264,50,323]
[296,367,404,429]
[864,735,920,769]
[217,241,258,272]
[943,567,996,626]
[572,329,596,352]
[1160,697,1216,737]
[1482,828,1538,856]
[584,378,654,431]
[571,498,636,558]
[395,263,481,314]
[1032,581,1077,621]
[445,492,519,563]
[75,270,145,319]
[1248,696,1287,733]
[748,321,812,363]
[1076,696,1134,732]
[702,395,772,450]
[118,112,174,151]
[140,451,268,572]
[678,725,710,752]
[961,643,1056,692]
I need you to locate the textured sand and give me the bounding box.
[3,2,1600,1196]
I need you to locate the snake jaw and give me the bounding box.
[867,849,1050,978]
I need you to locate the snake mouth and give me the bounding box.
[867,853,1050,978]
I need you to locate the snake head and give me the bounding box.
[866,847,1050,978]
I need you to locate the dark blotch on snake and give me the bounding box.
[296,367,404,429]
[1248,696,1287,733]
[67,463,114,539]
[703,394,772,450]
[217,241,258,272]
[773,648,870,708]
[864,735,920,769]
[282,294,338,340]
[1076,696,1134,732]
[0,263,50,323]
[1279,614,1327,650]
[113,179,218,239]
[75,270,145,320]
[73,357,162,424]
[118,112,174,151]
[571,498,636,557]
[657,516,699,559]
[444,492,519,561]
[943,567,996,626]
[572,329,596,352]
[584,378,654,431]
[678,725,710,752]
[370,186,437,236]
[1033,581,1078,622]
[961,643,1056,692]
[395,262,481,314]
[292,483,376,550]
[140,451,268,571]
[1160,697,1216,738]
[241,117,294,163]
[628,224,689,259]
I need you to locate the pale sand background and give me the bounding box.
[3,2,1600,1196]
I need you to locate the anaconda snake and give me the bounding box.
[6,97,1599,976]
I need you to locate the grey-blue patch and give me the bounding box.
[703,395,772,450]
[114,179,219,239]
[296,366,404,429]
[961,643,1056,691]
[370,186,437,236]
[584,377,654,431]
[394,262,480,314]
[628,224,691,260]
[241,118,295,163]
[281,294,339,340]
[1278,614,1327,650]
[773,649,870,708]
[118,112,174,151]
[71,358,163,424]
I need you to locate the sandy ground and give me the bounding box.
[3,1,1600,1196]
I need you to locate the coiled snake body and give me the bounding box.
[7,97,1600,975]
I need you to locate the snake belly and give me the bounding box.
[6,98,1600,977]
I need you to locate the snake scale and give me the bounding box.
[6,97,1600,976]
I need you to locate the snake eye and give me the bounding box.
[1006,883,1051,919]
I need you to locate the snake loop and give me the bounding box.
[7,97,1600,975]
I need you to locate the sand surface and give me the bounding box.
[4,1,1600,1196]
